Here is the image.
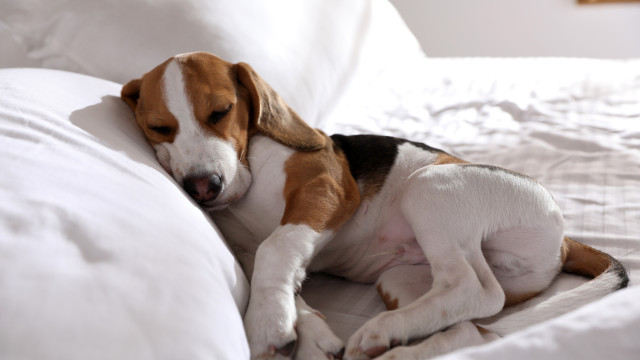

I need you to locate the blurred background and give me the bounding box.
[3,0,639,62]
[390,0,640,58]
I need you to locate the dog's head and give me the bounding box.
[121,52,325,210]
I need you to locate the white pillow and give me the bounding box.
[0,0,422,126]
[0,68,250,360]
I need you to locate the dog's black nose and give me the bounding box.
[183,173,223,203]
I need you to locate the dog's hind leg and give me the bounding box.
[375,264,432,311]
[345,236,504,359]
[345,167,507,360]
[373,265,499,360]
[375,321,499,360]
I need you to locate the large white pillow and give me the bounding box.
[0,68,249,360]
[0,0,422,126]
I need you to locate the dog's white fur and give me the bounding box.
[122,53,626,360]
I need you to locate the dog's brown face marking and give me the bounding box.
[122,59,179,145]
[121,53,259,209]
[122,54,254,166]
[177,55,253,165]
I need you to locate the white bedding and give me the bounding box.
[0,68,250,359]
[1,0,639,359]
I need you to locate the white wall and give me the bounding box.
[390,0,640,58]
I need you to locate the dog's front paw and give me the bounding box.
[296,305,344,359]
[344,312,403,360]
[244,291,298,359]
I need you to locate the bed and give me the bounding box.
[1,0,638,359]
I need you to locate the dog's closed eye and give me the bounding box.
[148,125,174,136]
[208,104,233,125]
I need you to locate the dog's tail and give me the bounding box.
[561,237,628,289]
[481,237,628,335]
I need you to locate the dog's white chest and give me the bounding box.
[212,135,293,244]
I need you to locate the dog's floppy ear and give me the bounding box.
[121,78,142,112]
[235,62,326,152]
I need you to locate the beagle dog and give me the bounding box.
[121,52,628,360]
